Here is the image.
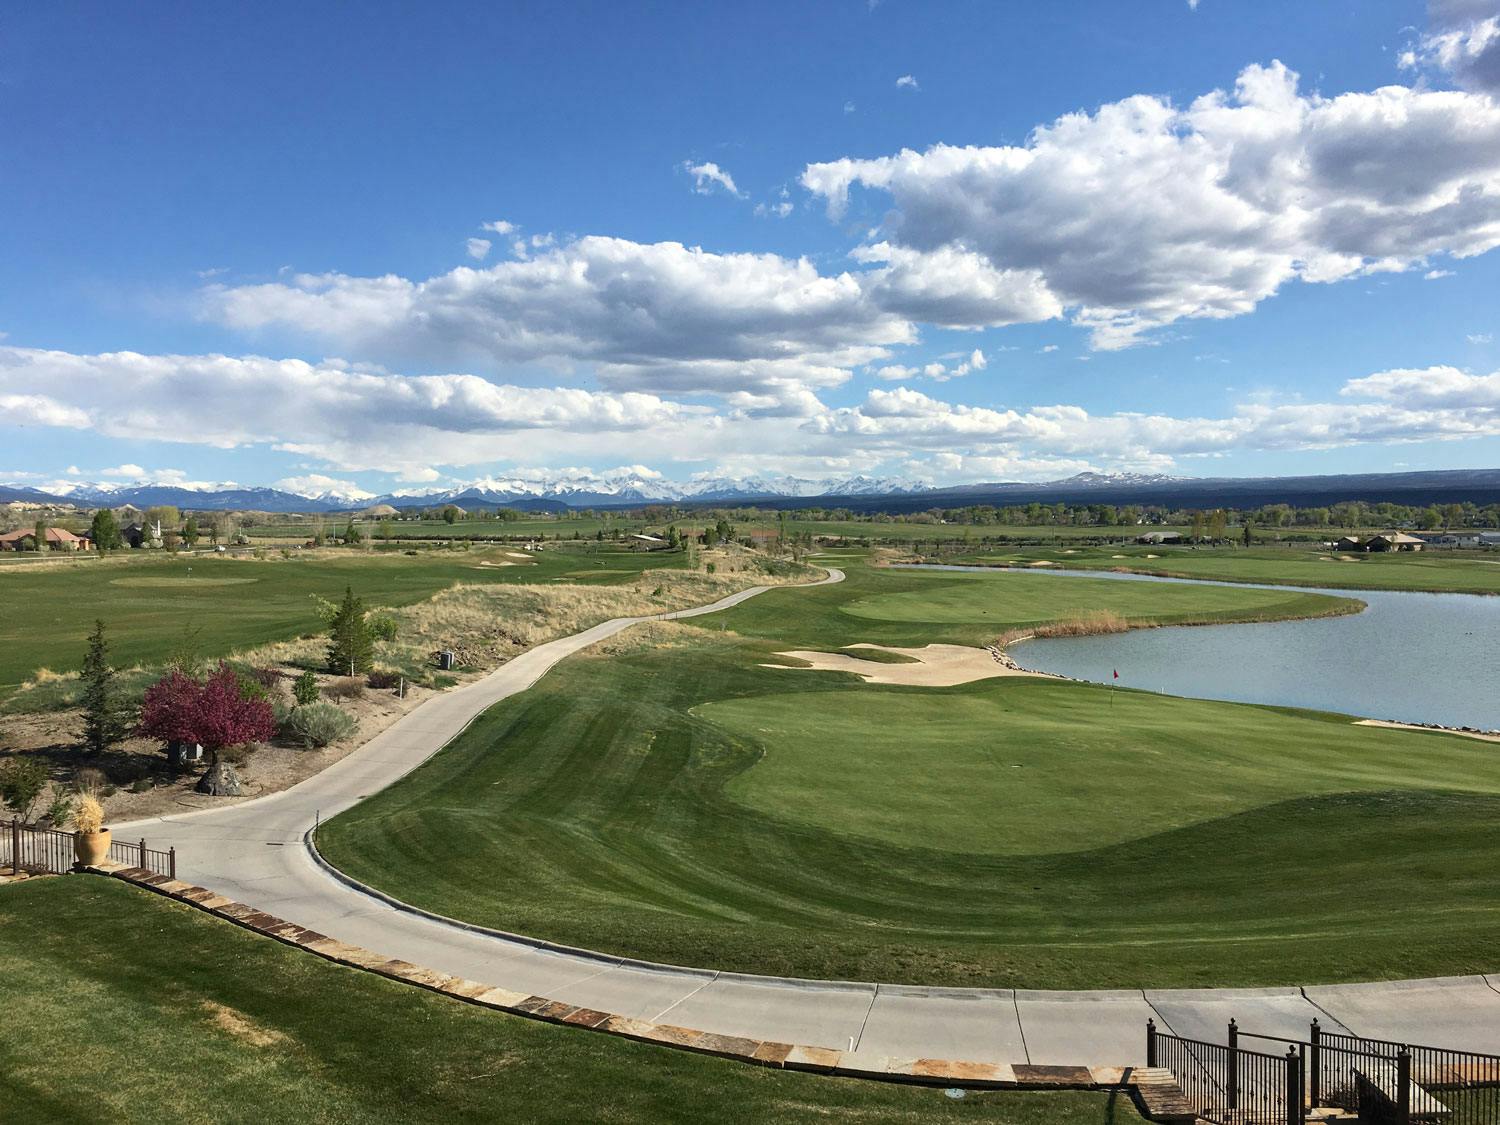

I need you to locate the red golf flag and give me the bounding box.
[1113,669,1119,679]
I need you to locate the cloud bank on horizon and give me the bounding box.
[3,2,1500,499]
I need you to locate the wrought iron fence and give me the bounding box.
[3,818,175,879]
[1147,1019,1304,1125]
[1234,1018,1500,1125]
[1322,1024,1500,1125]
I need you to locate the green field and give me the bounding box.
[0,544,682,694]
[0,878,1136,1124]
[318,557,1500,988]
[946,545,1500,594]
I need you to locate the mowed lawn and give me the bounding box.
[320,559,1500,988]
[0,878,1137,1125]
[0,545,681,694]
[952,545,1500,594]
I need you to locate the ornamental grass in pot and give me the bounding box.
[72,795,110,867]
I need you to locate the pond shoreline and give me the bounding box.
[895,562,1500,734]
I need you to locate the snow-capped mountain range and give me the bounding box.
[1,470,948,512]
[8,468,1500,513]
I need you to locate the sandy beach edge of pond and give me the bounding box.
[1355,718,1500,743]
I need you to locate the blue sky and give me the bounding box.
[2,0,1499,500]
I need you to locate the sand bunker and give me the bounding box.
[471,561,520,568]
[1027,560,1059,567]
[764,644,1039,687]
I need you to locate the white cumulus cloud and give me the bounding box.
[803,61,1500,349]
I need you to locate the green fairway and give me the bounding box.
[706,682,1500,854]
[319,559,1500,988]
[0,544,683,694]
[841,567,1350,627]
[949,545,1500,594]
[0,878,1136,1124]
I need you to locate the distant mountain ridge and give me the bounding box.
[5,468,1500,513]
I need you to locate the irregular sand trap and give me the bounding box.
[1144,553,1161,558]
[1027,559,1059,567]
[1111,554,1127,559]
[1356,719,1500,744]
[471,561,519,568]
[763,643,1039,687]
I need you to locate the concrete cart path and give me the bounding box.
[111,566,1500,1066]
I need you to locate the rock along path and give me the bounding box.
[113,566,1500,1068]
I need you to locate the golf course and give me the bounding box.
[317,552,1500,990]
[0,544,687,696]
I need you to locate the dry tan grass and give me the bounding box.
[201,1001,289,1048]
[586,620,719,657]
[996,609,1129,647]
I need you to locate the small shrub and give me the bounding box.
[367,668,401,690]
[73,766,106,794]
[235,672,271,703]
[247,666,284,690]
[283,702,356,748]
[218,744,253,767]
[370,616,398,641]
[129,777,151,794]
[322,677,365,701]
[292,670,320,706]
[45,787,74,828]
[74,794,105,834]
[0,758,50,821]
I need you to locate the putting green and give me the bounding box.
[843,570,1335,626]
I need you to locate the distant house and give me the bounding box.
[0,526,88,551]
[1364,532,1425,552]
[1335,536,1364,551]
[627,533,669,551]
[1136,531,1182,545]
[121,522,147,548]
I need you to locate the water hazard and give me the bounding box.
[901,564,1500,730]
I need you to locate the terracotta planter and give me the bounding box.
[73,828,111,867]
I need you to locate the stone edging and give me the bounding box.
[82,862,1139,1096]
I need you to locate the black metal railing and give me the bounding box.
[1148,1019,1304,1124]
[106,835,177,878]
[1233,1017,1500,1125]
[3,818,175,879]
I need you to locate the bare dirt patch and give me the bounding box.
[764,643,1041,687]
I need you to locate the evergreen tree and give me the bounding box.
[33,518,47,552]
[81,619,128,754]
[326,586,374,675]
[183,515,199,545]
[89,508,122,551]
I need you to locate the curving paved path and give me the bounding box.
[113,566,1500,1067]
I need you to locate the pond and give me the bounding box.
[902,565,1500,730]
